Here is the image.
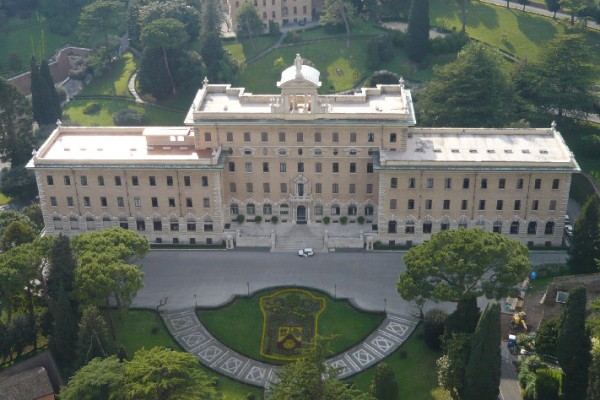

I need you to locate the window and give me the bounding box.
[408,199,415,210]
[390,199,397,209]
[278,132,285,142]
[81,176,88,186]
[64,176,71,186]
[443,200,450,210]
[545,222,555,235]
[203,198,210,208]
[423,222,432,234]
[368,132,374,142]
[50,196,57,206]
[332,183,339,194]
[132,176,139,186]
[315,183,322,193]
[204,132,211,142]
[390,133,397,142]
[496,200,503,210]
[441,222,450,231]
[493,221,502,233]
[227,132,233,141]
[70,216,79,230]
[552,179,560,189]
[184,176,191,186]
[229,183,236,193]
[230,203,239,215]
[260,162,269,173]
[53,216,62,230]
[245,162,253,173]
[461,200,468,210]
[202,176,208,187]
[514,200,521,210]
[349,132,356,142]
[405,221,415,234]
[296,132,303,142]
[82,196,90,207]
[479,200,486,210]
[366,184,373,194]
[534,179,541,189]
[365,205,374,216]
[263,183,270,193]
[186,198,193,207]
[532,200,539,210]
[444,178,452,189]
[229,162,235,172]
[98,176,104,186]
[481,178,488,189]
[246,183,253,193]
[463,178,470,189]
[426,178,434,188]
[170,220,179,231]
[168,197,176,207]
[425,199,432,210]
[101,197,107,207]
[115,176,122,186]
[409,178,416,188]
[298,162,304,172]
[151,197,158,207]
[348,205,357,215]
[349,163,356,173]
[280,204,289,215]
[349,184,355,194]
[528,221,537,235]
[391,178,397,188]
[280,162,287,172]
[117,197,125,208]
[166,176,173,186]
[244,132,251,142]
[263,204,272,215]
[367,163,373,173]
[315,162,322,173]
[153,220,162,231]
[315,205,323,215]
[135,197,142,208]
[315,132,321,142]
[280,183,287,193]
[331,205,340,215]
[137,219,145,231]
[47,175,54,185]
[549,200,557,211]
[499,178,506,189]
[332,132,339,142]
[332,163,339,173]
[149,176,156,186]
[517,178,524,189]
[247,204,256,215]
[67,196,74,207]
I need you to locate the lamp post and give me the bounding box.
[247,282,250,296]
[384,298,387,313]
[334,284,337,299]
[194,293,197,308]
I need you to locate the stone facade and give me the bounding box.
[227,0,315,31]
[28,55,579,247]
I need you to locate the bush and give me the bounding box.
[268,20,280,36]
[283,31,302,43]
[82,102,102,115]
[391,30,406,48]
[236,214,245,224]
[430,32,469,55]
[370,70,400,87]
[357,215,365,224]
[254,215,262,223]
[323,216,330,225]
[271,216,278,224]
[113,109,148,126]
[340,216,348,224]
[581,134,600,158]
[533,369,560,400]
[423,309,448,350]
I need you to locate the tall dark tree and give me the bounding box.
[30,56,55,125]
[545,0,560,17]
[589,337,600,400]
[444,295,480,339]
[557,286,591,400]
[320,0,355,48]
[464,304,501,400]
[370,362,399,400]
[450,0,471,33]
[406,0,430,63]
[568,195,600,274]
[535,317,560,358]
[236,0,264,49]
[0,78,35,166]
[77,306,111,365]
[49,285,80,368]
[46,234,77,298]
[39,59,62,123]
[79,0,126,47]
[437,333,470,400]
[138,0,201,42]
[200,0,225,81]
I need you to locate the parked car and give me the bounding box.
[565,215,571,225]
[565,225,574,237]
[298,248,314,257]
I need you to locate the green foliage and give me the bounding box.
[406,0,430,63]
[47,234,77,298]
[60,356,125,400]
[545,0,560,16]
[568,195,600,274]
[200,0,227,81]
[271,215,279,224]
[83,102,102,115]
[113,109,148,126]
[444,295,480,340]
[0,166,38,201]
[588,337,600,400]
[323,216,330,224]
[78,306,112,365]
[20,203,44,231]
[320,0,356,48]
[340,216,348,224]
[0,210,38,240]
[31,56,56,125]
[557,286,591,400]
[423,308,448,350]
[0,77,35,166]
[1,220,38,251]
[398,229,531,304]
[429,31,469,55]
[8,51,22,71]
[71,228,150,262]
[254,215,262,223]
[137,0,200,43]
[581,135,600,158]
[533,369,560,400]
[369,362,398,400]
[236,0,264,43]
[369,70,400,86]
[437,332,470,399]
[236,214,245,223]
[50,285,80,369]
[535,317,559,359]
[357,215,365,224]
[417,42,516,127]
[79,0,126,44]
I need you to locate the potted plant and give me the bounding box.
[255,215,262,223]
[236,214,245,224]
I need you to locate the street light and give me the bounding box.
[194,293,197,308]
[247,282,250,296]
[384,298,387,313]
[334,284,337,299]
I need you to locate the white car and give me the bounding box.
[298,248,314,257]
[565,225,574,237]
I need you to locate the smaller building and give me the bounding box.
[227,0,317,31]
[0,367,55,400]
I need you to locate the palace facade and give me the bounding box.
[227,0,320,30]
[28,55,579,248]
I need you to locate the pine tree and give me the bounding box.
[29,56,54,125]
[464,303,501,400]
[39,59,62,123]
[568,195,600,274]
[406,0,429,63]
[200,0,225,81]
[557,286,591,400]
[77,306,111,365]
[370,362,399,400]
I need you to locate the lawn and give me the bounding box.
[223,35,281,64]
[79,52,136,97]
[63,99,185,126]
[197,287,385,363]
[292,22,386,41]
[109,309,263,400]
[0,193,11,206]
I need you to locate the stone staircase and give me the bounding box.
[272,227,325,252]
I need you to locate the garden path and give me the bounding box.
[162,308,417,387]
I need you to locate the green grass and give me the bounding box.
[349,327,451,400]
[0,193,11,206]
[553,119,600,184]
[79,53,136,97]
[109,309,263,400]
[197,287,385,364]
[223,35,281,64]
[294,22,385,41]
[63,99,185,126]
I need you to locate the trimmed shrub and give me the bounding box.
[236,214,245,223]
[82,102,102,115]
[254,215,262,223]
[430,32,469,55]
[323,216,330,225]
[423,308,448,350]
[113,109,148,126]
[534,369,560,400]
[340,216,348,225]
[271,216,278,224]
[357,215,365,224]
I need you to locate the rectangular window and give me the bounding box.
[350,132,356,142]
[101,197,107,207]
[366,184,373,194]
[280,183,287,193]
[187,222,196,232]
[499,178,506,189]
[496,200,503,210]
[297,132,303,142]
[443,200,450,210]
[98,176,104,186]
[229,162,235,172]
[280,162,286,172]
[408,199,415,210]
[532,200,539,210]
[315,183,322,193]
[461,200,468,210]
[153,220,162,231]
[166,176,173,186]
[423,222,432,234]
[390,133,397,142]
[151,197,158,207]
[186,198,193,207]
[115,176,122,186]
[368,132,374,142]
[535,179,541,189]
[168,197,176,207]
[278,132,285,142]
[514,200,521,210]
[261,132,268,142]
[549,200,557,210]
[64,176,71,186]
[426,178,434,188]
[135,197,142,208]
[50,196,57,207]
[367,163,373,173]
[227,132,233,141]
[425,199,432,210]
[47,175,54,185]
[314,132,321,142]
[204,132,211,141]
[463,178,470,189]
[246,183,253,193]
[245,162,252,173]
[117,197,125,208]
[202,176,208,187]
[298,162,304,172]
[149,176,156,186]
[517,178,524,189]
[349,183,355,194]
[184,176,191,187]
[332,183,339,194]
[203,198,210,208]
[391,178,398,188]
[230,183,236,192]
[332,132,339,142]
[333,163,339,173]
[390,199,397,209]
[479,200,486,210]
[132,176,139,186]
[444,178,452,189]
[263,162,269,172]
[67,196,74,207]
[244,132,251,142]
[349,163,356,173]
[80,176,88,186]
[263,183,270,193]
[409,178,416,188]
[83,196,90,207]
[481,178,488,189]
[552,179,559,189]
[315,163,322,173]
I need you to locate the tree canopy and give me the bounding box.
[406,0,430,63]
[60,356,125,400]
[0,78,35,166]
[79,0,126,46]
[398,229,531,304]
[320,0,356,48]
[568,195,600,274]
[236,0,264,48]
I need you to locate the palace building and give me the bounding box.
[226,0,320,31]
[28,55,579,249]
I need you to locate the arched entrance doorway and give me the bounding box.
[297,205,306,223]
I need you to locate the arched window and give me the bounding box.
[493,221,502,233]
[314,205,323,215]
[545,221,555,235]
[247,203,256,215]
[364,205,374,216]
[263,204,272,215]
[230,203,239,215]
[70,216,79,230]
[510,221,520,234]
[331,204,340,215]
[204,216,213,232]
[170,218,179,231]
[119,217,128,230]
[136,218,146,231]
[348,205,357,216]
[405,221,415,234]
[53,216,62,230]
[527,221,537,235]
[102,216,111,228]
[86,216,95,230]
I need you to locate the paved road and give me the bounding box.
[500,343,522,400]
[132,250,568,313]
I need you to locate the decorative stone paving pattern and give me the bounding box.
[162,309,418,387]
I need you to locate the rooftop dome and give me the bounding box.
[278,54,321,87]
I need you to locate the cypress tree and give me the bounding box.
[49,285,80,369]
[47,234,78,298]
[39,59,62,123]
[568,195,600,274]
[557,286,591,400]
[370,362,399,400]
[29,56,54,125]
[444,295,480,340]
[406,0,430,63]
[464,303,501,400]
